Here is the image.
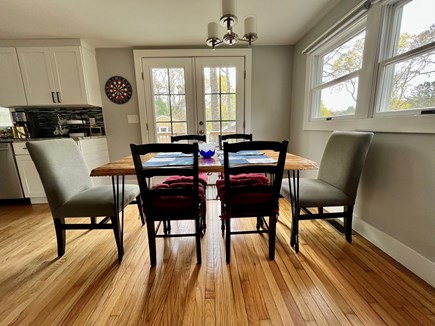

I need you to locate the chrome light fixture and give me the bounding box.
[206,0,258,49]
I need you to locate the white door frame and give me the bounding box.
[133,49,252,144]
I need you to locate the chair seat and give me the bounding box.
[53,184,140,218]
[163,173,208,187]
[217,178,274,209]
[281,178,354,207]
[149,182,205,214]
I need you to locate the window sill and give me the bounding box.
[303,114,435,134]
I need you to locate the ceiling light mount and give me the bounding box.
[206,0,258,49]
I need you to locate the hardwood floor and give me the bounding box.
[0,199,433,325]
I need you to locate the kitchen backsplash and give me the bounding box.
[13,107,105,138]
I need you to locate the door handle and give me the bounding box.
[51,92,56,103]
[198,130,204,134]
[56,92,62,103]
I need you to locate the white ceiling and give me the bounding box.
[0,0,340,48]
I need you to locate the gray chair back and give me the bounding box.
[26,139,92,213]
[318,131,374,199]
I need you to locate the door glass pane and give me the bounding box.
[151,67,188,142]
[152,69,169,94]
[203,66,238,140]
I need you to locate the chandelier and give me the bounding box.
[206,0,258,49]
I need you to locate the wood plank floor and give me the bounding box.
[0,199,433,325]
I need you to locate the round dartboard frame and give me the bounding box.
[105,76,133,104]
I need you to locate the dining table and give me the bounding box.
[90,150,318,249]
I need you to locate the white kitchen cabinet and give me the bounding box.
[16,46,102,107]
[0,48,27,107]
[13,137,110,204]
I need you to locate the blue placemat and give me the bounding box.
[218,155,276,165]
[143,157,193,167]
[154,152,193,158]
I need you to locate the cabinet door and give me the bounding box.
[0,48,27,107]
[17,47,57,105]
[15,155,46,198]
[51,47,88,105]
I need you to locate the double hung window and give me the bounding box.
[308,21,366,120]
[305,0,435,132]
[376,0,435,115]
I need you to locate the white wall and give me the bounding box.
[290,0,435,285]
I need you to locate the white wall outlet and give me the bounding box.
[127,115,139,124]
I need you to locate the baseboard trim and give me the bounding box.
[353,216,435,288]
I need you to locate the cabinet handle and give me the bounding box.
[51,92,56,103]
[57,92,62,103]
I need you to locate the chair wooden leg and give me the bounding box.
[147,220,157,266]
[225,217,231,263]
[220,203,225,233]
[110,215,123,262]
[195,216,202,265]
[136,195,145,225]
[344,206,354,243]
[53,218,66,257]
[269,215,277,260]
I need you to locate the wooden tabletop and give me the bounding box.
[90,150,318,177]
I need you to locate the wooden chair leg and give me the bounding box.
[344,206,354,243]
[195,216,202,264]
[110,215,123,262]
[53,218,66,257]
[225,217,231,263]
[147,220,157,266]
[269,215,277,260]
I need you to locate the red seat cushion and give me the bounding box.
[149,182,205,212]
[163,173,208,187]
[216,177,273,205]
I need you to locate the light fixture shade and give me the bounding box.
[222,0,236,16]
[208,22,219,39]
[244,17,257,35]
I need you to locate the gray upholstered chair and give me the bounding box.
[26,139,143,261]
[281,131,374,252]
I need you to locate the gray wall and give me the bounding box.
[251,46,293,141]
[289,0,435,266]
[96,46,293,160]
[96,48,142,161]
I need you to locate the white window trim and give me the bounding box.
[133,49,252,144]
[303,0,435,134]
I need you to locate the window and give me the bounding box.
[304,0,435,133]
[377,0,435,115]
[309,22,366,119]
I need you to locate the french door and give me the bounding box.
[140,56,245,144]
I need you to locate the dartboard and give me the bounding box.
[105,76,133,104]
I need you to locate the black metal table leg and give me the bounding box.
[288,170,300,252]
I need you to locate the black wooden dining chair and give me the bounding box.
[217,140,288,263]
[218,133,252,150]
[171,134,206,144]
[169,133,208,232]
[130,142,205,266]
